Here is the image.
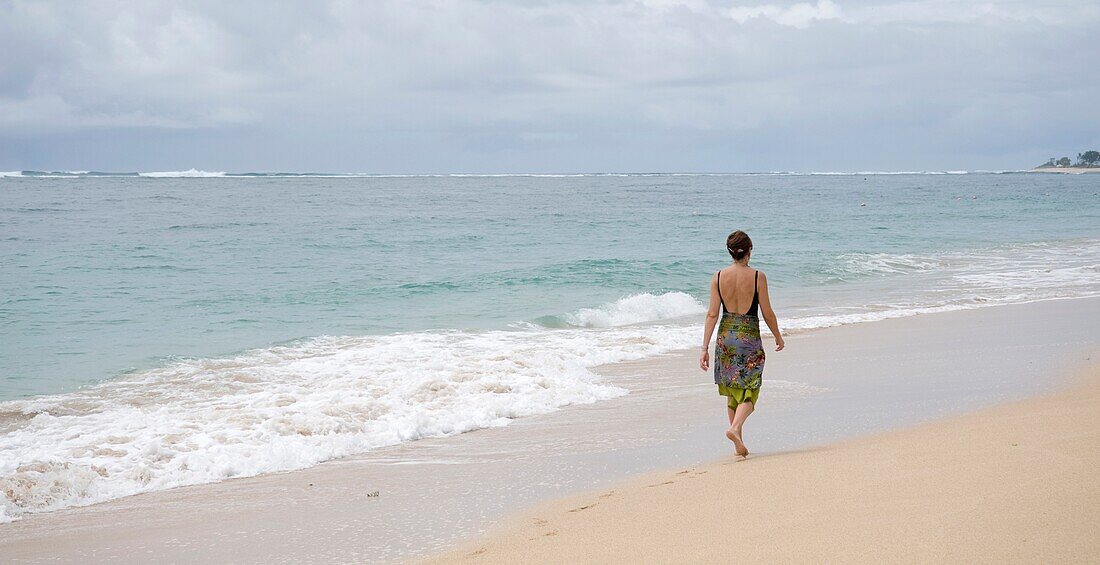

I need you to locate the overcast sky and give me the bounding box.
[1,0,1098,173]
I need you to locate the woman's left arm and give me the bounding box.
[700,272,721,371]
[758,272,785,351]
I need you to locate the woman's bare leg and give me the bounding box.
[732,401,754,435]
[727,403,736,426]
[726,401,755,456]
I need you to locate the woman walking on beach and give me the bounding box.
[700,231,784,457]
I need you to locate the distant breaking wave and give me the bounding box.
[138,169,226,178]
[826,239,1100,287]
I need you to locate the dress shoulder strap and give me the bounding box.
[717,270,727,312]
[749,270,760,314]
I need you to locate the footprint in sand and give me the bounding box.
[467,547,487,557]
[568,503,597,512]
[598,491,615,499]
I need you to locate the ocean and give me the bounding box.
[1,170,1098,521]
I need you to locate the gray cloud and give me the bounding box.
[1,0,1097,172]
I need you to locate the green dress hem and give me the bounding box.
[718,383,759,409]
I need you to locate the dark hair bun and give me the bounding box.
[726,230,753,260]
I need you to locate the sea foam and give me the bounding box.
[0,317,697,522]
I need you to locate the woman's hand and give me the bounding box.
[699,347,710,371]
[775,335,785,351]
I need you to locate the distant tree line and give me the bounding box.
[1042,150,1100,168]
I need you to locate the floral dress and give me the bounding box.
[713,270,764,407]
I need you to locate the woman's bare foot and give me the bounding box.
[725,426,748,457]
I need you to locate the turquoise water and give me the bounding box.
[2,172,1098,400]
[1,171,1098,521]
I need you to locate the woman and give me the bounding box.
[699,230,784,457]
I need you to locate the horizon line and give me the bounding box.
[2,169,1032,179]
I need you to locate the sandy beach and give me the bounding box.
[3,297,1099,563]
[421,354,1100,564]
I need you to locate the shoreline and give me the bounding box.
[3,297,1099,563]
[420,352,1100,564]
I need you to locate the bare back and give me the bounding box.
[717,267,759,316]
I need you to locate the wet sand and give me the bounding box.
[2,297,1098,563]
[421,354,1100,564]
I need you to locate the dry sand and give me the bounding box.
[421,356,1100,564]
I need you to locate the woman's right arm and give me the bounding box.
[700,272,721,370]
[757,271,785,351]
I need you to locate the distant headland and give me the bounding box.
[1032,150,1100,173]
